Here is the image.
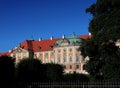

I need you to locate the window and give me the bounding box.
[76,56,79,62]
[51,52,54,55]
[51,59,54,63]
[58,49,61,53]
[69,48,72,52]
[57,57,60,63]
[83,64,86,70]
[63,49,66,52]
[69,56,72,62]
[63,57,66,62]
[38,46,41,50]
[18,53,21,58]
[76,65,79,69]
[46,59,48,63]
[70,65,72,69]
[76,48,79,51]
[13,55,16,58]
[50,45,53,49]
[24,53,26,57]
[51,52,54,57]
[40,53,43,56]
[45,52,48,56]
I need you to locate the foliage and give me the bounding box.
[45,63,64,81]
[63,72,90,82]
[15,58,46,82]
[86,0,120,42]
[0,56,15,87]
[15,59,64,82]
[80,0,120,81]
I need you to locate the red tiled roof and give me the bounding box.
[79,35,91,39]
[20,40,33,51]
[20,38,59,52]
[0,35,91,54]
[19,35,91,52]
[33,39,59,52]
[0,52,10,57]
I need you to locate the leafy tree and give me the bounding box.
[63,73,90,82]
[81,0,120,81]
[87,0,120,42]
[15,58,46,82]
[0,56,15,87]
[45,63,64,81]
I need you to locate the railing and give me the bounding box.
[15,81,120,88]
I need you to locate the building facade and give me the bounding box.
[1,34,90,74]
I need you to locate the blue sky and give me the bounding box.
[0,0,95,52]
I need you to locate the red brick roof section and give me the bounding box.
[19,35,91,52]
[20,38,59,52]
[32,39,59,52]
[0,35,91,55]
[0,52,10,57]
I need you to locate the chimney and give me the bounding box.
[89,32,91,36]
[50,36,53,40]
[9,50,12,53]
[62,34,65,39]
[39,38,42,41]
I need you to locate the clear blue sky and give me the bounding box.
[0,0,95,52]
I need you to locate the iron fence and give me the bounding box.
[16,81,120,88]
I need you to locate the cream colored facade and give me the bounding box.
[34,51,54,63]
[10,35,88,74]
[10,48,30,63]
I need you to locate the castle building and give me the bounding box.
[0,34,91,74]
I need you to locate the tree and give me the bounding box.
[45,63,64,81]
[15,58,46,82]
[63,73,90,82]
[0,56,15,87]
[87,0,120,42]
[81,0,120,81]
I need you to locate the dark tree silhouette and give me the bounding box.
[63,72,90,82]
[15,58,46,82]
[45,63,64,81]
[0,56,15,87]
[80,0,120,81]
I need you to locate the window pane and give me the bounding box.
[63,57,66,62]
[69,48,72,52]
[76,56,79,61]
[76,65,79,69]
[70,65,72,69]
[57,57,60,62]
[69,56,72,62]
